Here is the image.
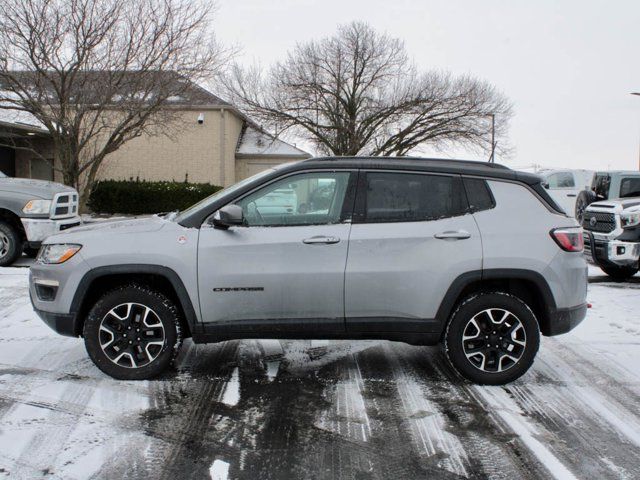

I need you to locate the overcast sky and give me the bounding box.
[213,0,640,171]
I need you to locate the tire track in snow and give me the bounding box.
[383,343,469,478]
[350,343,471,478]
[314,352,372,443]
[391,344,551,480]
[473,386,578,480]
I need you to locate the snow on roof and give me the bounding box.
[0,107,46,131]
[0,91,47,132]
[236,126,310,158]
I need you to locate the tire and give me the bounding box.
[0,221,22,267]
[83,284,182,380]
[444,292,540,385]
[600,264,638,281]
[575,189,596,223]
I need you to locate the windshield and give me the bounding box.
[173,168,277,223]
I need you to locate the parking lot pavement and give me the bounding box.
[0,265,638,479]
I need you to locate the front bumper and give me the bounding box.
[583,231,640,267]
[35,308,80,337]
[21,216,82,244]
[546,302,588,336]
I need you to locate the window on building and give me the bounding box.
[30,158,54,181]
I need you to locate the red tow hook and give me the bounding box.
[587,303,592,309]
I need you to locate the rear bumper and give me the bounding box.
[545,302,588,336]
[21,216,82,243]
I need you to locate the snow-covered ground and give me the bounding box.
[0,263,638,479]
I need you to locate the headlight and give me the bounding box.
[23,199,52,215]
[37,244,82,264]
[621,211,640,228]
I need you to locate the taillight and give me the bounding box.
[550,227,584,252]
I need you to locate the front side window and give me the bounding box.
[236,171,351,226]
[546,172,575,188]
[620,177,640,198]
[363,172,467,223]
[593,174,611,200]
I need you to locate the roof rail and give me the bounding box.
[304,156,510,170]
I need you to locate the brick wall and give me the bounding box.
[97,108,244,186]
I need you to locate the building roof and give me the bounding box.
[0,91,48,133]
[0,71,230,107]
[236,125,310,159]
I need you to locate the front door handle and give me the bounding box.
[566,193,577,197]
[303,235,340,245]
[434,230,471,240]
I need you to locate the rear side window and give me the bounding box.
[620,177,640,198]
[463,178,495,212]
[362,172,467,223]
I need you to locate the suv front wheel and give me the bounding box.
[83,284,182,380]
[444,292,540,385]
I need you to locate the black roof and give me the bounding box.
[297,156,542,185]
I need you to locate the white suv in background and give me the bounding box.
[538,169,594,217]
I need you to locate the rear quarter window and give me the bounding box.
[463,178,495,212]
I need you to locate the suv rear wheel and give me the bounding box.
[83,284,182,380]
[444,292,540,385]
[0,221,21,267]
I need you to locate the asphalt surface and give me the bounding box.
[0,261,639,479]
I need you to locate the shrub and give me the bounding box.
[88,179,223,215]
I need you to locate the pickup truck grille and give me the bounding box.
[582,211,616,233]
[51,192,79,219]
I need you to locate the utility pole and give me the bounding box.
[489,114,496,163]
[632,93,640,171]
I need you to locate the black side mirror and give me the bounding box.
[211,204,244,229]
[542,182,549,189]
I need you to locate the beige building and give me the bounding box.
[0,88,310,187]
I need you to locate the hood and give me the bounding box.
[587,197,640,213]
[0,177,76,199]
[46,215,168,243]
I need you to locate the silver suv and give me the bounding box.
[29,158,588,384]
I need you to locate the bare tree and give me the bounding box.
[223,21,512,159]
[0,0,227,207]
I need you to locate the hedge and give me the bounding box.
[88,179,223,215]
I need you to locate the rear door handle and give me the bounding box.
[303,235,340,245]
[566,193,577,197]
[434,230,471,240]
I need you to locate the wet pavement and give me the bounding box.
[0,264,639,479]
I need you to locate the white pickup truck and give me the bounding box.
[0,170,81,266]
